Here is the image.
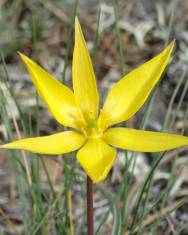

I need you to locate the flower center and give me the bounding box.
[75,109,103,138]
[85,119,102,138]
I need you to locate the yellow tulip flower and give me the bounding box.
[1,18,188,182]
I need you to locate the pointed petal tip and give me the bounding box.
[17,51,25,61]
[171,39,176,45]
[17,51,30,64]
[86,170,109,183]
[75,16,81,33]
[17,51,24,58]
[75,16,79,23]
[171,38,176,45]
[0,143,12,149]
[167,39,175,53]
[89,176,103,184]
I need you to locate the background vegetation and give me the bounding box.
[0,0,188,234]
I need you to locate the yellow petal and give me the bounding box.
[101,41,175,127]
[77,138,116,182]
[18,52,78,128]
[72,17,99,120]
[103,127,188,152]
[1,131,86,154]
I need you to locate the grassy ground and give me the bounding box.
[0,0,188,234]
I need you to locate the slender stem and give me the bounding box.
[87,176,94,235]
